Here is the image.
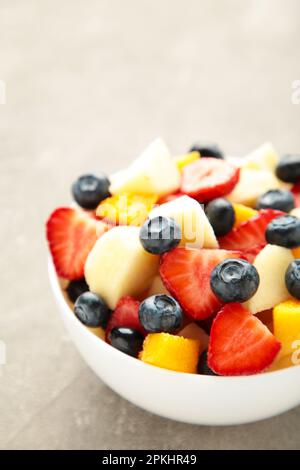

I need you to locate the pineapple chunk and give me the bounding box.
[245,245,293,314]
[174,151,199,172]
[85,226,159,309]
[109,138,181,197]
[242,142,279,171]
[227,168,283,207]
[149,195,218,249]
[290,208,300,219]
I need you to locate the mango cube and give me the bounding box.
[174,151,199,172]
[292,246,300,259]
[96,193,158,226]
[267,353,296,372]
[140,333,201,374]
[273,300,300,360]
[232,203,258,228]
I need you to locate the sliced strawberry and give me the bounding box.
[106,296,146,341]
[46,207,108,280]
[291,183,300,207]
[242,244,265,263]
[158,192,183,205]
[208,303,281,375]
[159,247,243,320]
[219,209,284,255]
[180,158,240,202]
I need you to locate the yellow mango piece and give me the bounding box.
[292,246,300,258]
[174,151,199,172]
[267,354,297,372]
[232,203,258,227]
[87,326,105,340]
[273,300,300,359]
[140,333,201,374]
[96,193,158,226]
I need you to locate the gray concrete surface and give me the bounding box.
[0,0,300,450]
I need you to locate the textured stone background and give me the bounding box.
[0,0,300,450]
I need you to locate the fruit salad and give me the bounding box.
[46,138,300,376]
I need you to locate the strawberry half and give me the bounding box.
[106,296,146,341]
[180,158,240,202]
[208,303,281,375]
[159,247,243,320]
[46,207,108,280]
[291,183,300,208]
[158,192,183,205]
[219,209,284,256]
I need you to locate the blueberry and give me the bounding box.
[74,292,111,327]
[197,350,217,376]
[285,260,300,299]
[205,198,235,236]
[266,215,300,248]
[276,155,300,183]
[109,327,144,357]
[210,259,260,303]
[189,142,224,159]
[72,173,110,209]
[139,295,183,333]
[66,278,89,303]
[139,216,181,254]
[256,189,295,212]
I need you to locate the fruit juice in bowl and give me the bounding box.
[46,138,300,425]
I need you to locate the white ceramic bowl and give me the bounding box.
[49,259,300,426]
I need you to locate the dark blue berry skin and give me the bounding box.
[139,295,183,333]
[285,260,300,299]
[139,216,181,254]
[256,189,295,212]
[72,173,110,209]
[266,215,300,248]
[189,142,224,159]
[66,278,89,303]
[74,292,111,327]
[276,155,300,183]
[210,259,260,303]
[197,350,218,376]
[205,198,235,236]
[109,327,144,357]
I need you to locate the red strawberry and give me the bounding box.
[106,296,146,342]
[158,192,183,205]
[46,207,108,280]
[159,247,243,320]
[291,183,300,207]
[180,158,240,202]
[242,244,265,263]
[208,303,281,375]
[219,209,284,255]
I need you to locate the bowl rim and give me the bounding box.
[48,256,300,383]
